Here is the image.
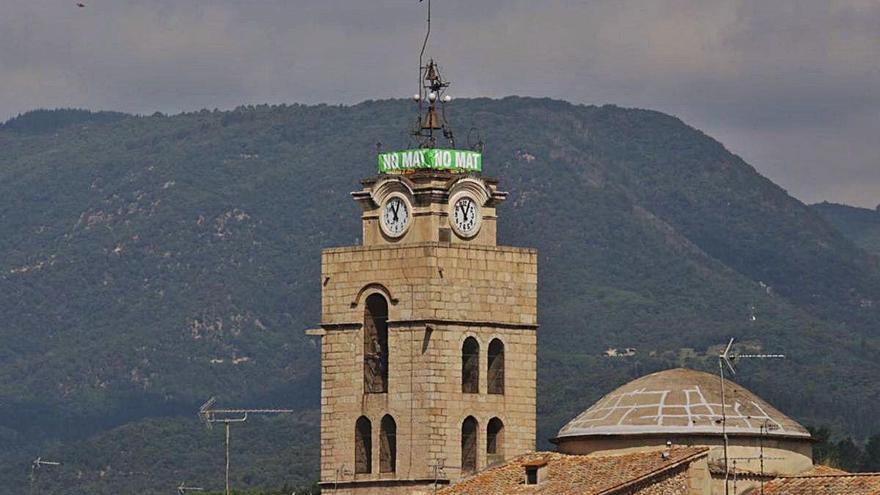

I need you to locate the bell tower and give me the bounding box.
[313,3,537,494]
[316,169,538,494]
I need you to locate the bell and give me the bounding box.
[421,109,442,130]
[425,61,440,82]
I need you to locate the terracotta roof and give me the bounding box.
[557,368,810,440]
[437,447,708,495]
[801,465,850,476]
[759,473,880,494]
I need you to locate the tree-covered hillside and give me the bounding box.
[1,100,879,494]
[812,201,880,256]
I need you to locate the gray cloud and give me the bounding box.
[1,0,878,207]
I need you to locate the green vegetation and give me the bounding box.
[812,201,880,255]
[810,427,880,472]
[1,100,880,493]
[0,108,126,134]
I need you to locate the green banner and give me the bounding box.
[378,148,482,173]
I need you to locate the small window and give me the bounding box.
[523,461,547,485]
[380,415,397,473]
[355,416,372,474]
[364,294,389,393]
[461,416,478,473]
[487,339,505,395]
[462,337,479,394]
[526,467,538,485]
[487,417,504,466]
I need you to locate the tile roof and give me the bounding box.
[759,473,880,494]
[437,447,708,495]
[800,465,850,476]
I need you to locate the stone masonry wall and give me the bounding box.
[321,243,538,327]
[319,242,537,493]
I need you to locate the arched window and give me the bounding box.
[461,416,478,473]
[462,337,479,394]
[355,416,372,474]
[379,415,397,473]
[364,294,389,393]
[487,339,505,395]
[487,417,504,466]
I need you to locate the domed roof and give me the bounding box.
[556,368,810,440]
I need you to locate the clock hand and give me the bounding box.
[391,202,399,221]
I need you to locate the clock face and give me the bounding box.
[452,196,481,237]
[381,196,410,238]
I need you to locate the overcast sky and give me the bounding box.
[2,1,878,207]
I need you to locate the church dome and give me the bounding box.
[556,368,810,440]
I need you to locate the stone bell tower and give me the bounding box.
[313,7,537,491]
[315,167,538,494]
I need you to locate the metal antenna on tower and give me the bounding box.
[333,464,352,491]
[29,457,61,495]
[198,397,294,495]
[717,337,786,495]
[177,481,205,494]
[429,458,447,494]
[412,0,455,149]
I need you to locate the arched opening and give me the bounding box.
[487,417,504,466]
[462,337,479,394]
[364,293,389,393]
[487,339,505,395]
[461,416,478,473]
[355,416,372,474]
[379,415,397,473]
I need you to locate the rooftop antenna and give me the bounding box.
[717,337,786,495]
[177,481,205,494]
[413,0,455,149]
[429,458,447,494]
[333,464,352,491]
[29,457,61,495]
[198,397,294,495]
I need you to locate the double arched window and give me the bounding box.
[462,337,505,395]
[355,414,397,474]
[363,294,389,393]
[461,416,506,472]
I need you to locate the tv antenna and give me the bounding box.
[198,397,294,495]
[176,481,205,494]
[717,338,785,495]
[29,457,61,495]
[332,464,352,491]
[429,458,447,494]
[412,0,456,149]
[722,421,786,495]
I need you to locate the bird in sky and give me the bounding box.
[76,2,85,7]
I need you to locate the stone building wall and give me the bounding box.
[319,242,537,493]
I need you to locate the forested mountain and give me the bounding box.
[812,201,880,256]
[1,99,879,494]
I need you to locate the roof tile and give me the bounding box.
[438,447,707,495]
[760,473,880,494]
